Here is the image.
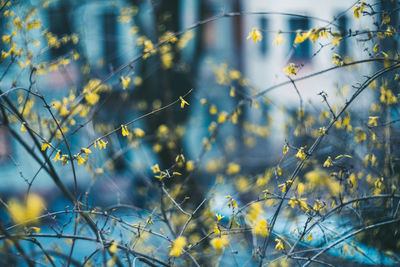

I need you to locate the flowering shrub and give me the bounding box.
[1,1,400,266]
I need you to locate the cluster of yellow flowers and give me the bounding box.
[8,194,45,225]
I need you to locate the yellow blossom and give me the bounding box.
[230,87,236,97]
[179,96,189,108]
[186,160,195,171]
[8,194,45,225]
[53,150,61,162]
[297,183,305,195]
[216,213,225,221]
[214,224,221,235]
[210,236,229,254]
[81,148,92,154]
[226,163,240,175]
[121,124,130,136]
[120,76,131,90]
[95,138,108,149]
[169,236,186,257]
[277,166,282,176]
[353,2,366,19]
[278,180,292,193]
[313,200,325,212]
[296,147,306,160]
[253,219,269,237]
[109,242,118,253]
[283,144,289,155]
[294,31,308,44]
[283,63,296,75]
[332,53,343,66]
[306,234,313,242]
[368,116,379,127]
[273,31,285,45]
[20,122,27,133]
[81,148,92,161]
[41,140,51,151]
[209,105,218,114]
[331,36,341,46]
[323,156,333,167]
[77,155,85,165]
[247,28,262,43]
[218,111,228,123]
[275,238,284,250]
[151,164,160,174]
[134,128,145,137]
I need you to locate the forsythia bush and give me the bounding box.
[0,0,400,266]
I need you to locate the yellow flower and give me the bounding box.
[352,2,366,19]
[134,128,145,137]
[154,171,168,181]
[186,160,195,171]
[323,156,333,167]
[53,150,61,162]
[313,200,325,212]
[253,219,269,237]
[368,116,379,127]
[247,28,262,43]
[225,195,238,209]
[331,36,341,46]
[41,140,51,151]
[277,166,282,176]
[275,238,284,250]
[151,163,160,174]
[77,155,85,165]
[278,180,293,193]
[109,242,118,253]
[306,234,313,242]
[332,53,343,66]
[283,63,296,75]
[20,122,27,133]
[230,87,236,97]
[81,147,92,154]
[214,224,221,235]
[294,30,310,44]
[283,144,289,155]
[169,236,186,257]
[288,198,297,209]
[210,236,229,254]
[61,154,69,165]
[273,31,285,45]
[179,96,189,108]
[121,124,130,137]
[373,44,379,53]
[8,194,45,225]
[218,111,228,123]
[209,105,217,115]
[85,91,99,105]
[2,34,11,44]
[297,183,305,195]
[226,163,240,175]
[120,76,131,90]
[95,138,108,149]
[296,147,306,160]
[216,213,225,221]
[319,127,326,136]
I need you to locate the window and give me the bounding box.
[0,16,7,53]
[0,126,11,163]
[338,15,348,55]
[289,17,310,61]
[47,4,72,58]
[103,12,118,69]
[259,17,268,55]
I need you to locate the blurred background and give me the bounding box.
[1,0,400,266]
